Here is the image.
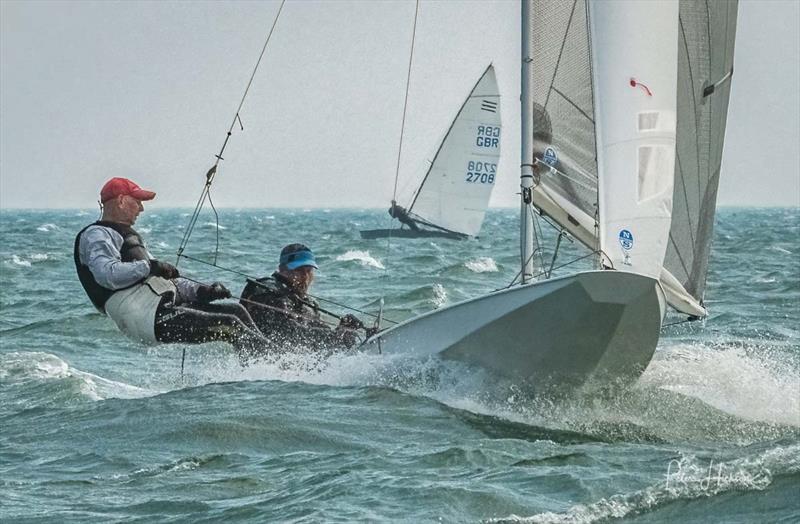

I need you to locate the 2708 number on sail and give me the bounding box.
[465,161,496,184]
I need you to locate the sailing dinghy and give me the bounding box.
[361,65,501,240]
[365,0,737,389]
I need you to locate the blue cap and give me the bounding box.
[279,243,318,270]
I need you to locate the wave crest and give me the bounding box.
[335,250,385,269]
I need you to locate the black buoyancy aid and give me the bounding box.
[73,221,150,313]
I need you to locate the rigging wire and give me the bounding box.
[531,203,548,274]
[497,249,601,292]
[176,0,287,266]
[379,0,421,328]
[207,190,221,265]
[389,0,421,209]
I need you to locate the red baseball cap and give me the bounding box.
[100,178,156,203]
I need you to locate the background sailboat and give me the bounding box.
[361,65,501,240]
[367,0,737,390]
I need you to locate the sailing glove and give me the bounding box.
[338,314,364,330]
[149,259,180,279]
[197,282,232,303]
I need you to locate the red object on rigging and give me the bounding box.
[629,78,653,96]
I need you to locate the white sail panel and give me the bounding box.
[408,65,501,237]
[590,0,680,279]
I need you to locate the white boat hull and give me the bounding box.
[365,270,665,389]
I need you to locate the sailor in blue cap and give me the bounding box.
[239,244,365,354]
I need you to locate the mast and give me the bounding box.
[520,0,535,283]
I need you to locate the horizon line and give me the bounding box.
[1,204,798,211]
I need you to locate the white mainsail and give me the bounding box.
[407,65,501,237]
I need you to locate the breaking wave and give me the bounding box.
[0,352,154,409]
[10,255,31,267]
[465,257,499,273]
[335,250,385,269]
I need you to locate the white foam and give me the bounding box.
[10,255,31,267]
[0,352,154,402]
[432,283,447,308]
[168,345,394,390]
[335,250,385,269]
[465,257,498,273]
[36,223,59,232]
[29,253,49,261]
[751,274,777,284]
[138,227,152,234]
[203,222,226,230]
[641,343,800,427]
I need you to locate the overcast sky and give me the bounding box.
[1,0,798,209]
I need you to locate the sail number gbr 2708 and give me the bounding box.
[465,161,496,184]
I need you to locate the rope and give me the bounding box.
[496,250,600,292]
[177,253,399,325]
[176,0,286,266]
[531,203,547,274]
[547,230,566,278]
[533,158,597,186]
[177,272,339,327]
[174,273,377,357]
[174,270,371,375]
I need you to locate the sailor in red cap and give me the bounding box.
[74,178,266,349]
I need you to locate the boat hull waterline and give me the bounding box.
[360,228,467,240]
[366,270,665,389]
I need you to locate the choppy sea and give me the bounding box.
[1,208,798,523]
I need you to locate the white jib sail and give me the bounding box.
[408,65,501,237]
[590,0,679,279]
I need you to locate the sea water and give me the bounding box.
[1,208,798,523]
